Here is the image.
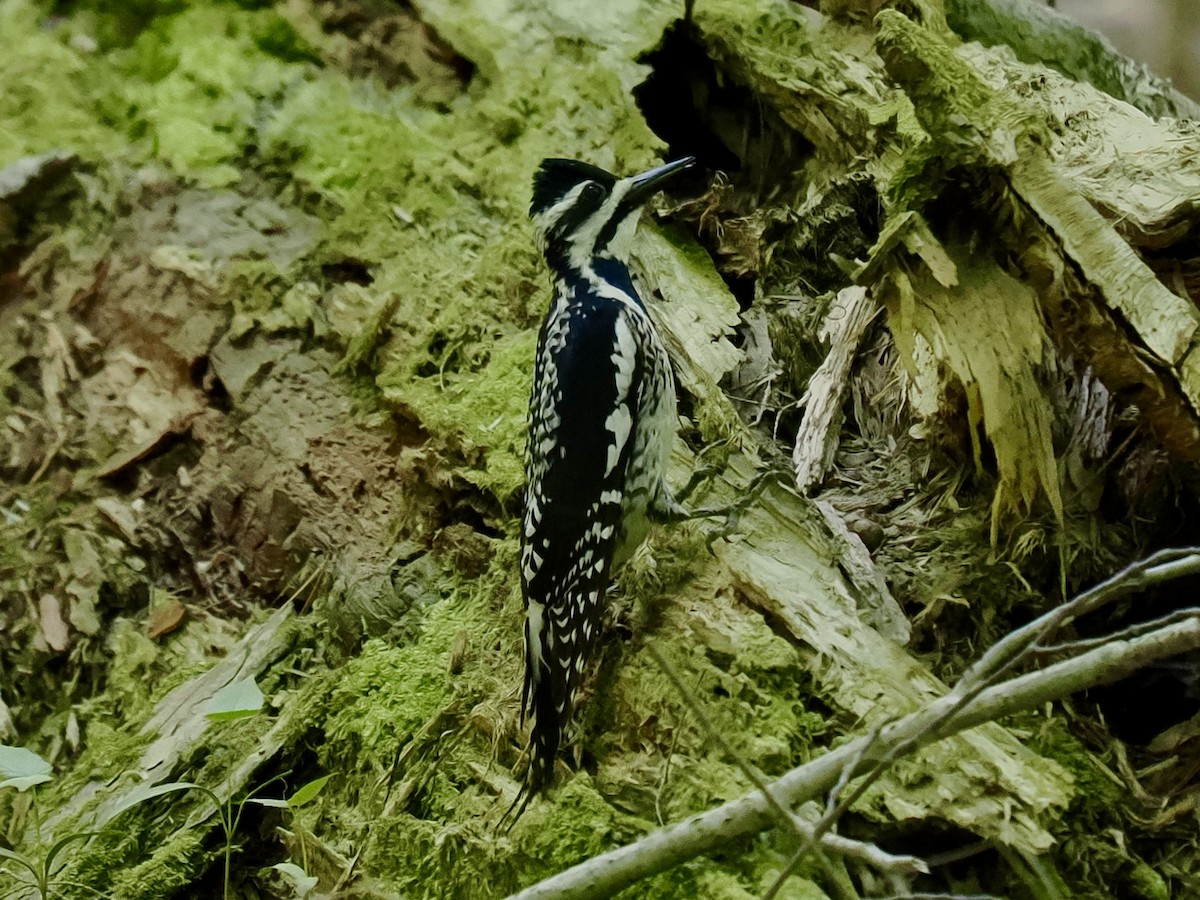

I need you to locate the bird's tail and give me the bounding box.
[501,640,571,828]
[508,581,607,825]
[526,663,567,795]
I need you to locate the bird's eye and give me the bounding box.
[580,182,605,204]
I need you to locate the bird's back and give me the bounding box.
[520,262,669,791]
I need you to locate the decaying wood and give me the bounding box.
[39,606,294,840]
[873,11,1200,454]
[3,0,1200,896]
[945,0,1200,121]
[792,285,878,493]
[509,549,1200,900]
[637,236,1071,856]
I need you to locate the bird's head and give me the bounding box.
[529,156,696,272]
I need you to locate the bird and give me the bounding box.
[518,155,697,797]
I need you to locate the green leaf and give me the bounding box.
[247,797,289,808]
[0,845,40,879]
[272,862,318,897]
[0,745,52,792]
[44,831,98,870]
[287,775,331,808]
[206,677,264,721]
[107,781,201,821]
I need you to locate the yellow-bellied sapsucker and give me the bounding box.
[520,156,696,794]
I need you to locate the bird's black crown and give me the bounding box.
[530,158,616,217]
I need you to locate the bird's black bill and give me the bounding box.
[620,156,697,209]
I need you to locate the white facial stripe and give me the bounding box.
[613,314,637,396]
[533,182,588,251]
[566,178,633,273]
[534,174,646,312]
[603,211,640,262]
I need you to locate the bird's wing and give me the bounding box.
[519,294,644,785]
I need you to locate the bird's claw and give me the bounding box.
[674,462,724,505]
[691,469,780,549]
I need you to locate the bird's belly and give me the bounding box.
[612,495,651,567]
[612,344,676,567]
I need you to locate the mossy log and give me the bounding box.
[1,1,1199,898]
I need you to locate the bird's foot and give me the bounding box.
[692,469,778,547]
[673,462,725,506]
[655,468,780,543]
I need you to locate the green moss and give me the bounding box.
[1026,716,1115,809]
[51,613,246,786]
[287,549,526,893]
[0,2,126,167]
[632,865,756,900]
[0,1,309,182]
[322,637,452,766]
[24,616,307,897]
[258,76,451,262]
[56,0,188,50]
[107,824,209,900]
[223,256,302,336]
[696,0,814,66]
[318,545,519,773]
[1127,862,1170,900]
[874,10,1053,209]
[507,777,811,899]
[370,815,518,899]
[1019,712,1176,899]
[598,553,831,823]
[379,330,534,502]
[117,5,304,185]
[512,775,642,881]
[249,8,321,64]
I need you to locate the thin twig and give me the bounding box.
[1034,608,1200,657]
[956,548,1200,693]
[765,720,892,898]
[764,800,927,899]
[815,549,1200,842]
[644,644,853,898]
[507,578,1200,900]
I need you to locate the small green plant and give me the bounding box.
[2,678,331,899]
[204,677,266,724]
[270,862,318,898]
[120,770,332,900]
[0,744,101,900]
[110,676,330,899]
[250,775,329,899]
[247,773,331,881]
[0,832,102,900]
[106,675,270,900]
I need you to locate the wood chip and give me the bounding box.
[38,593,70,652]
[148,597,187,640]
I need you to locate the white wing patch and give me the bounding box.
[613,314,637,394]
[603,312,639,477]
[526,598,546,683]
[604,405,632,476]
[522,549,544,582]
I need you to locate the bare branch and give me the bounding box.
[793,286,879,493]
[644,644,856,900]
[506,550,1200,900]
[956,547,1200,694]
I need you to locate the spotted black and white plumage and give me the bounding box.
[519,156,695,795]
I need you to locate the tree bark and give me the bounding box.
[1,0,1199,898]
